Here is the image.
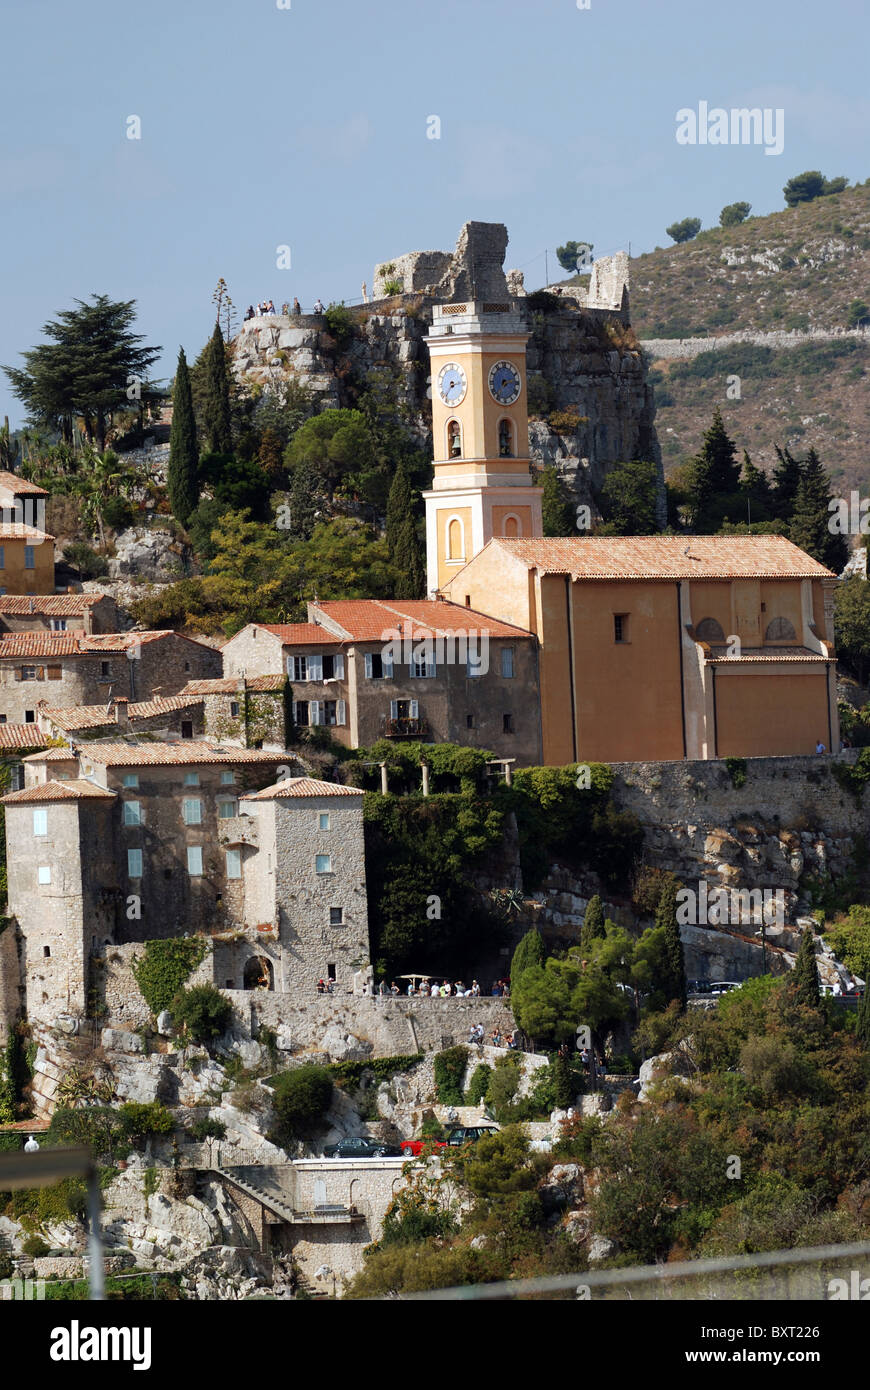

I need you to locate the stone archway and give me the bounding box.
[243,956,274,991]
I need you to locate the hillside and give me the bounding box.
[631,184,870,494]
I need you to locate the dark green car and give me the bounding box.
[321,1136,402,1159]
[443,1125,499,1146]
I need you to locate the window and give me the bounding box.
[187,846,203,876]
[184,660,191,672]
[20,666,36,681]
[226,848,241,879]
[329,907,344,926]
[24,710,34,723]
[316,854,332,874]
[503,713,514,734]
[218,799,238,819]
[695,617,725,643]
[51,619,67,632]
[327,963,336,983]
[466,650,485,677]
[447,419,462,457]
[501,647,514,678]
[765,616,797,641]
[498,419,514,457]
[0,547,4,569]
[410,644,436,679]
[614,614,630,644]
[230,701,240,718]
[127,848,143,879]
[364,651,392,679]
[312,700,346,727]
[24,546,35,569]
[123,773,139,788]
[294,700,309,726]
[43,945,51,958]
[220,770,235,785]
[0,715,5,724]
[33,808,47,836]
[100,661,111,678]
[181,721,193,739]
[182,798,203,825]
[447,517,465,561]
[291,655,308,681]
[123,801,142,826]
[47,665,62,680]
[322,653,344,679]
[37,866,51,885]
[319,812,331,830]
[184,772,199,786]
[466,713,474,729]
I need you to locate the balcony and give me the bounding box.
[383,717,430,738]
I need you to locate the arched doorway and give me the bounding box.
[243,956,274,991]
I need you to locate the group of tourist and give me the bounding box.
[316,978,336,994]
[401,979,482,997]
[467,1022,522,1050]
[243,297,305,320]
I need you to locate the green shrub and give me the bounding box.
[22,1235,49,1258]
[187,1117,227,1142]
[0,1252,13,1280]
[272,1065,334,1142]
[131,938,207,1015]
[381,279,403,297]
[433,1046,468,1105]
[485,1055,523,1120]
[46,1106,130,1162]
[171,984,232,1044]
[62,542,108,579]
[724,756,747,789]
[465,1064,493,1106]
[119,1101,174,1146]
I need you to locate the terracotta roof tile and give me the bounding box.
[705,645,833,664]
[314,599,532,641]
[242,777,361,800]
[0,594,110,615]
[2,778,116,804]
[0,523,54,540]
[483,536,835,581]
[0,630,214,659]
[256,623,344,645]
[0,471,49,496]
[40,694,203,732]
[0,725,52,750]
[72,741,285,767]
[180,675,285,695]
[22,747,76,761]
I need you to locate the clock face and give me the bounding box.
[489,360,521,405]
[438,362,467,406]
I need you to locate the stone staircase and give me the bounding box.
[209,1168,298,1225]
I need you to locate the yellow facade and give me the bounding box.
[0,529,55,597]
[423,302,542,594]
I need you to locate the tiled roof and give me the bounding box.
[0,471,48,496]
[0,630,209,658]
[22,747,76,761]
[0,594,110,615]
[256,623,343,645]
[0,725,52,750]
[40,694,203,732]
[0,523,54,540]
[2,778,116,804]
[72,741,284,767]
[180,675,285,695]
[705,645,833,664]
[314,599,532,641]
[482,536,836,581]
[243,776,361,800]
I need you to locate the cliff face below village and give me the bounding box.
[232,301,659,510]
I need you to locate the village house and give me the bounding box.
[221,600,541,765]
[0,592,121,634]
[177,674,288,749]
[35,693,206,743]
[0,629,221,724]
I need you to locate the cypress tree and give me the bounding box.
[791,928,821,1009]
[689,408,741,531]
[770,444,803,522]
[856,980,870,1046]
[552,1051,573,1108]
[202,322,232,455]
[167,348,199,526]
[656,879,687,1009]
[511,928,546,989]
[580,894,606,951]
[789,447,849,572]
[289,460,318,541]
[386,458,413,553]
[387,461,426,597]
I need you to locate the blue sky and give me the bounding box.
[1,0,867,426]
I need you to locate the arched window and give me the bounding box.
[765,616,796,641]
[447,419,462,458]
[447,516,465,561]
[498,419,514,457]
[243,956,274,991]
[502,514,521,538]
[694,617,725,643]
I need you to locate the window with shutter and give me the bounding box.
[308,655,323,681]
[47,666,62,680]
[36,667,44,681]
[364,653,373,679]
[409,699,419,719]
[310,700,322,726]
[333,653,344,679]
[390,699,399,719]
[336,699,346,726]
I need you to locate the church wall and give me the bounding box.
[714,669,831,757]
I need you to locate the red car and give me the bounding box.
[400,1125,498,1156]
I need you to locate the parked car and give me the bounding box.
[710,980,741,996]
[400,1124,499,1156]
[321,1136,402,1159]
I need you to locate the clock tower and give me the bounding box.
[423,300,543,595]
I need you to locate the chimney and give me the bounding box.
[113,697,130,729]
[28,597,34,613]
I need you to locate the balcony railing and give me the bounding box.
[383,717,429,738]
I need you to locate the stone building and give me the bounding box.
[221,600,541,765]
[36,693,206,743]
[0,593,121,634]
[0,629,221,724]
[178,675,288,749]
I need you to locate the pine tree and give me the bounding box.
[791,928,821,1009]
[257,426,285,485]
[580,894,606,951]
[552,1051,573,1108]
[541,466,575,535]
[387,461,426,597]
[167,348,199,526]
[770,444,803,522]
[656,880,687,1009]
[738,450,772,524]
[202,322,232,455]
[511,929,546,989]
[789,447,849,572]
[688,408,742,531]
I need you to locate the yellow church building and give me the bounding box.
[423,299,839,762]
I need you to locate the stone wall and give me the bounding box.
[374,222,510,302]
[642,326,870,360]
